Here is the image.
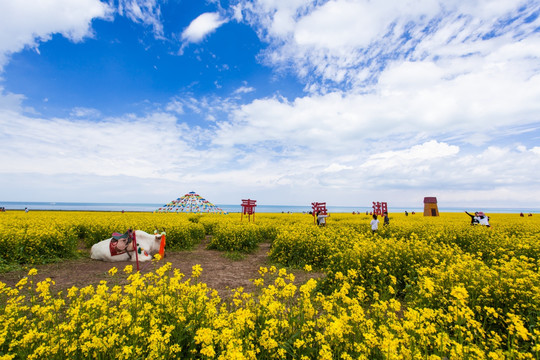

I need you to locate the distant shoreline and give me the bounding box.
[1,201,537,214]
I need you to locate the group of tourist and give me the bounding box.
[465,211,490,227]
[370,212,389,233]
[317,209,498,232]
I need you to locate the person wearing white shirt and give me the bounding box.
[478,215,490,227]
[317,212,329,226]
[370,214,379,233]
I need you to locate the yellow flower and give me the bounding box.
[155,262,171,277]
[450,285,469,301]
[67,286,78,298]
[121,345,132,358]
[507,313,530,341]
[28,268,38,276]
[192,264,203,278]
[108,267,118,276]
[303,264,313,272]
[16,277,28,288]
[123,265,133,274]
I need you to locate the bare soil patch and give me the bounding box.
[0,237,321,297]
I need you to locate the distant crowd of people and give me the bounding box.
[309,208,537,232]
[352,210,415,216]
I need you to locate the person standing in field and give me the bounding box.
[383,212,389,226]
[370,214,379,233]
[317,211,329,226]
[465,211,479,225]
[477,212,490,227]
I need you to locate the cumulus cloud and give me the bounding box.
[206,0,540,154]
[0,98,225,181]
[0,0,169,71]
[212,65,540,149]
[238,0,540,91]
[2,84,540,206]
[181,12,227,44]
[362,141,459,169]
[0,0,111,70]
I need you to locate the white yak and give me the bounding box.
[90,229,164,262]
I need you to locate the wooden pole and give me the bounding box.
[133,231,140,271]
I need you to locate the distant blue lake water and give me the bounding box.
[0,201,536,214]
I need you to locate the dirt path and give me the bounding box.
[0,238,320,297]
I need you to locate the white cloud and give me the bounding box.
[233,86,255,95]
[0,86,26,113]
[1,86,540,207]
[294,0,435,49]
[362,141,459,167]
[0,0,170,71]
[232,4,244,22]
[0,109,208,180]
[165,99,185,115]
[181,12,227,44]
[212,61,540,148]
[237,0,312,40]
[239,0,540,92]
[355,144,540,194]
[323,163,353,173]
[0,0,112,70]
[117,0,164,37]
[70,107,102,118]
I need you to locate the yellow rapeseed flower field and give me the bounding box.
[0,211,539,358]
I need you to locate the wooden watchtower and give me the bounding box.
[423,197,439,216]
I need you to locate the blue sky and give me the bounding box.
[1,0,540,209]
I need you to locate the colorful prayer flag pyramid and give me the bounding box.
[154,191,228,214]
